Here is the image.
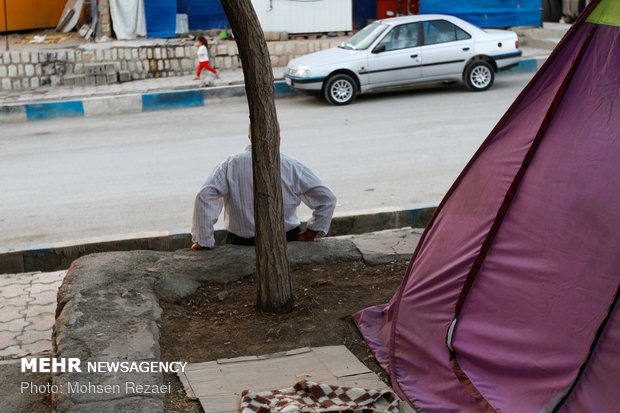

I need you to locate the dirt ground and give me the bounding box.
[159,257,410,413]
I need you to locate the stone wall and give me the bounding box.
[0,38,342,91]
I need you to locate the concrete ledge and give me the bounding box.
[0,205,437,274]
[52,238,362,412]
[51,226,423,412]
[0,104,27,122]
[83,94,143,117]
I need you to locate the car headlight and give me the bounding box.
[288,67,310,78]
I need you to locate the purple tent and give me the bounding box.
[354,0,620,411]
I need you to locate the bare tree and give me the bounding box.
[220,0,294,313]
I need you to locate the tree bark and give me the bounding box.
[220,0,294,313]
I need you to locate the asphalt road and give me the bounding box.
[1,73,534,251]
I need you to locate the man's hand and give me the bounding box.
[191,243,211,250]
[296,229,320,242]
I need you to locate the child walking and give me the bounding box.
[194,37,218,80]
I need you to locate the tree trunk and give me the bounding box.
[220,0,294,313]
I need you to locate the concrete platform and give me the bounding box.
[47,227,422,412]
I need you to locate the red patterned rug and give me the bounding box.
[240,380,400,413]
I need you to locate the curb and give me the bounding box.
[0,204,437,274]
[1,57,542,123]
[498,55,544,75]
[0,80,295,123]
[0,82,252,122]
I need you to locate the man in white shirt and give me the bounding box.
[191,130,337,249]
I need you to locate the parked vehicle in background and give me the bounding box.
[285,14,521,105]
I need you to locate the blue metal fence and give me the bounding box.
[178,0,229,30]
[144,0,177,37]
[420,0,541,28]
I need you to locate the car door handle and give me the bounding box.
[410,54,418,58]
[462,47,470,51]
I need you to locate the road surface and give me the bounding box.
[0,73,533,251]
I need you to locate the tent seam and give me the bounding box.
[551,282,620,412]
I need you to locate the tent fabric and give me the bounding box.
[354,0,620,411]
[109,0,146,40]
[586,0,620,27]
[558,290,620,413]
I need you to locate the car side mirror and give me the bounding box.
[372,44,386,54]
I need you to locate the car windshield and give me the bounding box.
[340,22,388,50]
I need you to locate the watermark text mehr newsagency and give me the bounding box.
[21,357,188,373]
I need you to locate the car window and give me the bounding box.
[379,23,419,51]
[341,22,388,50]
[423,20,470,45]
[456,25,471,40]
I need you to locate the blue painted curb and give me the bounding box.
[25,101,85,121]
[274,80,298,97]
[1,59,542,123]
[142,89,205,111]
[498,57,540,76]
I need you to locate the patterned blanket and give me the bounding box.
[240,380,401,413]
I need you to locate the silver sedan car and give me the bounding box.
[285,14,522,105]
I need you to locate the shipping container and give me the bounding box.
[252,0,352,33]
[178,0,351,34]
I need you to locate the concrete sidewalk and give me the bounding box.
[0,270,65,359]
[0,66,291,122]
[0,46,549,123]
[0,64,287,106]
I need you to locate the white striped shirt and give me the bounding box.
[192,145,337,248]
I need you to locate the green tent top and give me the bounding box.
[586,0,620,27]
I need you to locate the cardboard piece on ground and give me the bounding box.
[178,345,415,413]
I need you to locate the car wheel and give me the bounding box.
[464,61,494,91]
[325,74,357,105]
